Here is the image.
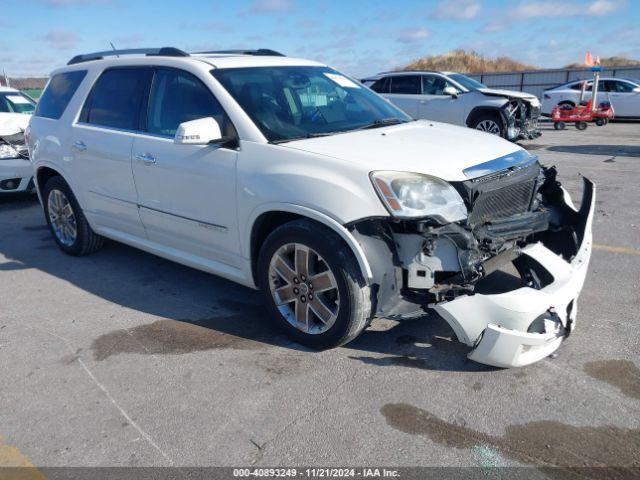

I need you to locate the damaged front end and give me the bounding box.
[502,98,542,141]
[350,153,594,368]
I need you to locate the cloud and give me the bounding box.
[396,28,430,44]
[41,29,79,50]
[241,0,294,15]
[432,0,480,20]
[513,0,623,19]
[480,21,505,33]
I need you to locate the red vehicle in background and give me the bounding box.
[551,98,615,130]
[551,56,615,131]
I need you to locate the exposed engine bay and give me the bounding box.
[499,96,542,141]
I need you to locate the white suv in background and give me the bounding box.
[0,86,36,194]
[362,71,542,141]
[542,77,640,118]
[27,48,594,368]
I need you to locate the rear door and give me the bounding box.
[131,67,241,268]
[385,75,422,118]
[417,74,463,124]
[71,67,152,238]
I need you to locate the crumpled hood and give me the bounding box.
[0,112,30,136]
[477,88,541,107]
[283,120,526,182]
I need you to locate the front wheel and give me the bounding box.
[472,114,505,137]
[595,118,605,126]
[554,121,566,130]
[576,121,588,130]
[257,219,372,349]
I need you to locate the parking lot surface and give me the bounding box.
[1,123,639,473]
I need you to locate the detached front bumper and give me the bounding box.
[434,179,595,368]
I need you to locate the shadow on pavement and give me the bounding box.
[0,201,500,372]
[547,144,640,157]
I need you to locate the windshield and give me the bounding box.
[211,66,411,142]
[448,73,486,92]
[0,92,36,114]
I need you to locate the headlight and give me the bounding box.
[371,171,467,222]
[0,143,19,160]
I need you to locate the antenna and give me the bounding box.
[110,42,119,58]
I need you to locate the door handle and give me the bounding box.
[73,140,87,151]
[135,153,156,166]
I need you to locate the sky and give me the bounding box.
[1,0,639,78]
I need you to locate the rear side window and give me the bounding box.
[389,75,421,95]
[35,70,86,119]
[82,68,150,131]
[147,68,230,137]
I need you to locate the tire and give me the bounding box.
[257,219,372,349]
[576,121,588,131]
[42,176,104,256]
[471,113,505,137]
[554,121,566,130]
[595,118,605,126]
[558,101,575,110]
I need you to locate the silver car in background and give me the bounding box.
[362,71,542,141]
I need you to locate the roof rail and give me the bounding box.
[195,49,285,57]
[67,47,189,65]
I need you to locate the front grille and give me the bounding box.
[456,160,541,227]
[467,179,537,226]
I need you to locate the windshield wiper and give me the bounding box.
[271,132,336,144]
[353,118,408,131]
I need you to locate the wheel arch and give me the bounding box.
[35,165,67,200]
[247,204,374,287]
[465,106,506,128]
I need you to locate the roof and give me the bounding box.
[0,86,20,93]
[362,70,448,80]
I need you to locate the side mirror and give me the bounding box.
[174,117,223,145]
[443,86,459,98]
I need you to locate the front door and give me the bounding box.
[605,80,640,117]
[417,74,463,125]
[131,68,241,268]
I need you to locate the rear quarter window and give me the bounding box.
[35,70,87,120]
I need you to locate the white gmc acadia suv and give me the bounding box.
[27,48,595,368]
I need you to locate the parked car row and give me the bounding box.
[23,47,595,368]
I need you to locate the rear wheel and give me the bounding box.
[43,176,104,256]
[257,219,372,349]
[554,121,566,130]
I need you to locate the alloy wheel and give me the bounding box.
[268,243,340,334]
[475,119,501,135]
[48,189,77,247]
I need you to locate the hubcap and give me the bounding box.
[47,189,77,247]
[476,119,501,135]
[268,243,339,334]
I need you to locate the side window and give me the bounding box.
[82,68,150,131]
[569,82,587,90]
[609,80,635,93]
[423,75,453,95]
[35,70,87,119]
[389,75,421,95]
[369,77,389,93]
[147,69,231,137]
